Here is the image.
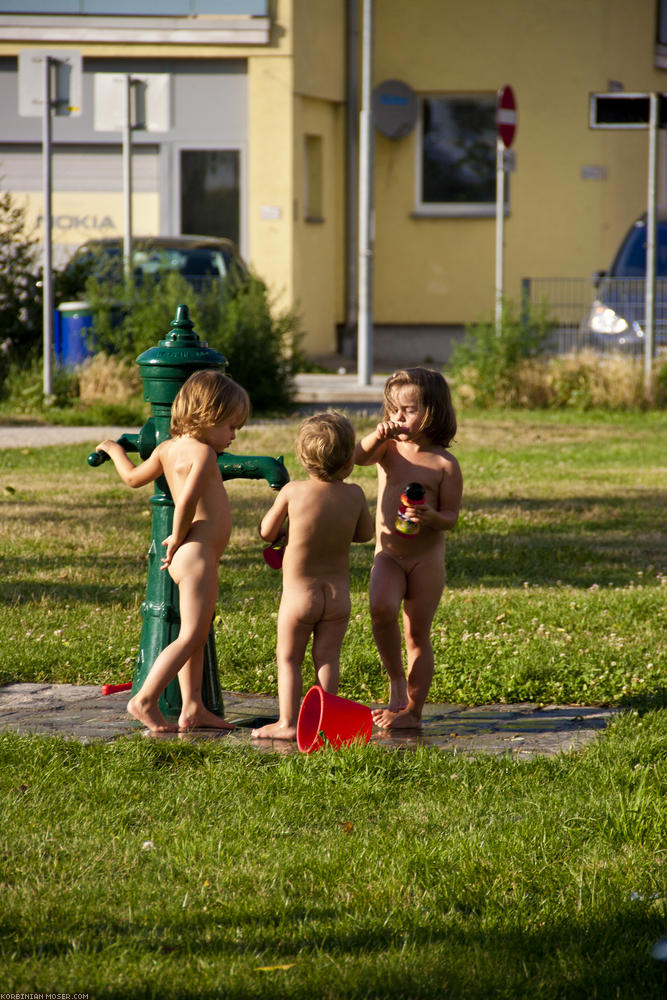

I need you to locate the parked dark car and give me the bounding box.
[581,213,667,353]
[63,234,248,294]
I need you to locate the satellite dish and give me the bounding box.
[372,80,418,140]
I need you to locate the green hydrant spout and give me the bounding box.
[219,453,289,491]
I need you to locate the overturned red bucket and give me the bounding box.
[296,685,373,754]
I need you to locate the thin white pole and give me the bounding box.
[123,75,133,281]
[42,55,54,398]
[357,0,374,386]
[495,135,505,334]
[645,92,657,393]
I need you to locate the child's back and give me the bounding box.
[252,411,373,742]
[280,477,369,580]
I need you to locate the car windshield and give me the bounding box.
[610,221,667,277]
[132,247,232,278]
[66,241,242,287]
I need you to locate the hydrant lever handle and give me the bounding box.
[88,448,109,467]
[87,433,139,468]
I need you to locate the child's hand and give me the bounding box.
[96,439,116,454]
[376,420,407,440]
[161,535,178,569]
[404,501,436,528]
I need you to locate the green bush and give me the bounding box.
[2,356,78,412]
[449,302,667,410]
[652,354,667,407]
[0,188,43,393]
[83,267,305,412]
[449,300,554,408]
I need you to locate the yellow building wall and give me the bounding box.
[290,0,346,354]
[246,0,345,353]
[292,96,345,353]
[247,52,295,311]
[372,0,667,326]
[292,0,346,100]
[16,193,159,265]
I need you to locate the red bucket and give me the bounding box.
[296,685,373,754]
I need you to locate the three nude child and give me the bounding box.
[98,366,463,740]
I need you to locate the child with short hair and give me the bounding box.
[252,411,373,742]
[354,367,463,729]
[97,369,250,733]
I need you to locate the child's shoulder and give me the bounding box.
[161,436,215,464]
[429,444,461,475]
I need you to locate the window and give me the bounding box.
[304,134,323,221]
[659,0,667,45]
[417,94,501,217]
[180,150,240,245]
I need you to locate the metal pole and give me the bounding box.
[123,75,133,281]
[357,0,373,386]
[345,0,359,356]
[41,55,54,398]
[495,135,505,334]
[645,92,657,393]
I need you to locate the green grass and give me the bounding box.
[0,410,666,997]
[1,711,665,999]
[0,411,664,707]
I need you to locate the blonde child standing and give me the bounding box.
[97,369,250,733]
[354,368,463,730]
[252,412,373,742]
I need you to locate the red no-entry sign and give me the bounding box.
[497,85,517,148]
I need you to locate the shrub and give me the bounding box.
[1,356,78,412]
[0,188,43,394]
[449,302,666,410]
[77,353,142,404]
[82,267,305,412]
[650,354,667,407]
[449,300,554,408]
[544,350,645,410]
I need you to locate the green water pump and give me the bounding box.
[88,304,288,720]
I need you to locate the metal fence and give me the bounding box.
[521,276,667,357]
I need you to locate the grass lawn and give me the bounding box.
[0,408,665,997]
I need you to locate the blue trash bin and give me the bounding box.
[55,301,94,367]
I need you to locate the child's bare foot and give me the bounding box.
[372,706,422,730]
[127,696,178,733]
[251,720,297,741]
[178,705,235,731]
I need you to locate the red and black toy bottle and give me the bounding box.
[395,482,425,536]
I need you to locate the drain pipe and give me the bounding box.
[344,0,360,361]
[357,0,374,386]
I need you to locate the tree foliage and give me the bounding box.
[83,267,305,412]
[0,188,43,388]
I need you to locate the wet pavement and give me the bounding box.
[0,683,620,758]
